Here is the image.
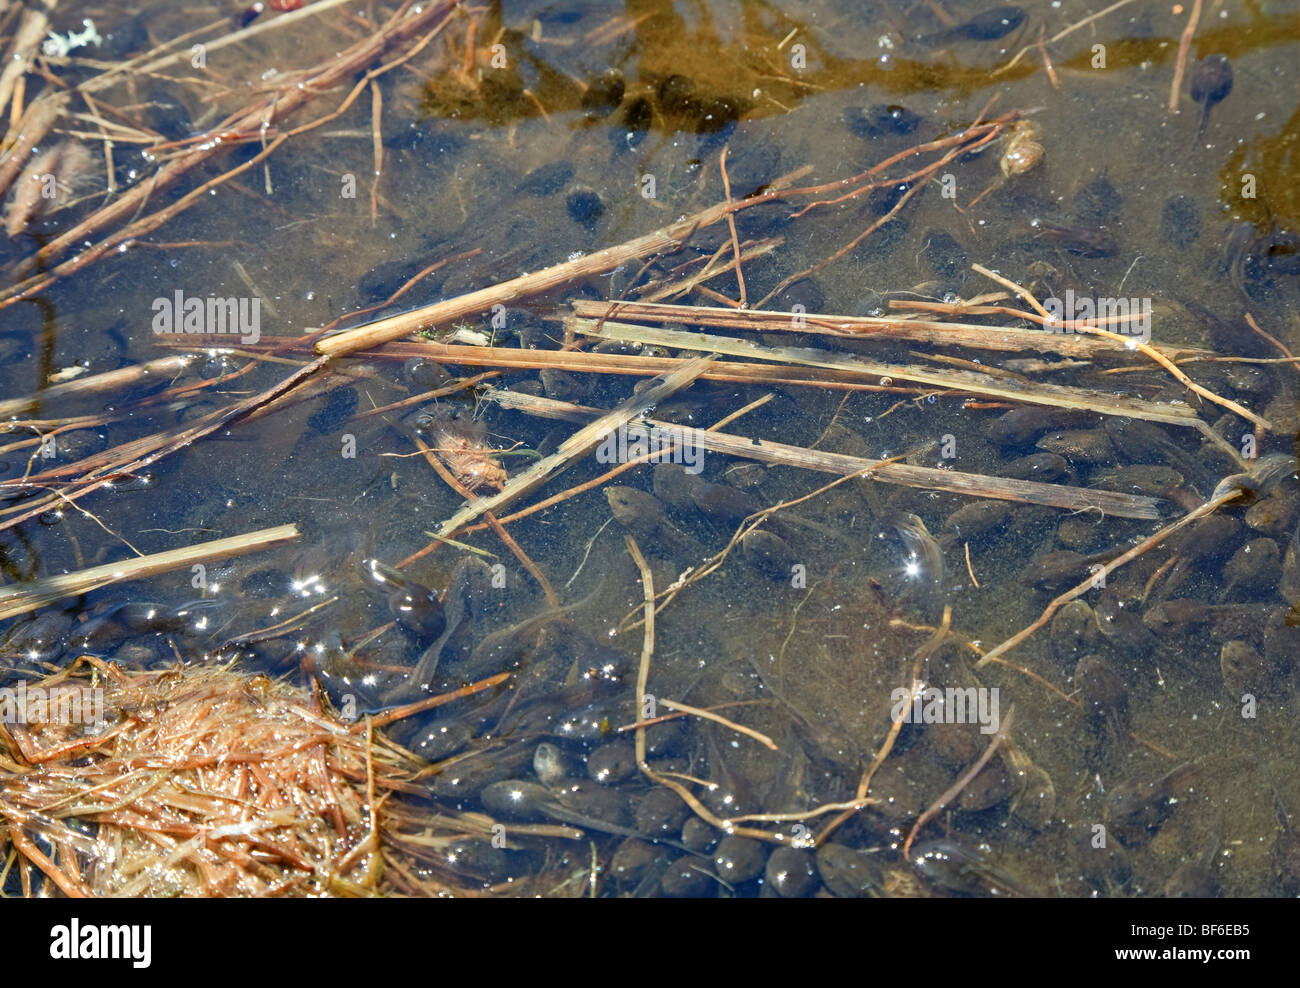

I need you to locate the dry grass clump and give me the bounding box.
[0,658,457,897]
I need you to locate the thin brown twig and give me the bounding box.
[718,147,747,308]
[1036,25,1060,89]
[1169,0,1204,114]
[756,122,1011,308]
[657,698,777,750]
[995,0,1139,76]
[624,536,800,842]
[964,541,980,588]
[1243,312,1295,361]
[369,80,383,225]
[975,485,1246,668]
[817,608,952,845]
[902,705,1016,860]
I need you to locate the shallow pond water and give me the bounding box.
[2,0,1300,897]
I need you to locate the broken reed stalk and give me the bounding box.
[0,524,300,621]
[0,92,64,200]
[486,389,1164,519]
[251,336,933,395]
[0,414,114,458]
[0,356,192,419]
[628,535,654,771]
[638,237,783,303]
[0,0,57,120]
[314,203,744,358]
[568,299,1203,360]
[0,356,329,536]
[429,356,715,540]
[970,265,1271,430]
[572,318,1204,428]
[315,114,1022,358]
[0,0,461,305]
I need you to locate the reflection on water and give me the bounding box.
[2,0,1300,897]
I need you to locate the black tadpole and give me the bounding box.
[919,6,1026,44]
[1189,53,1233,137]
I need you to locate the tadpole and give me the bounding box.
[1189,54,1232,137]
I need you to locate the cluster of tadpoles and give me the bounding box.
[0,0,1292,887]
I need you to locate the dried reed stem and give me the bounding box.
[489,388,1165,519]
[0,524,300,621]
